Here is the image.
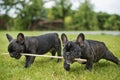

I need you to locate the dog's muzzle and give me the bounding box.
[10,53,21,59]
[64,52,75,64]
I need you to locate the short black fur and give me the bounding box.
[6,33,61,68]
[61,33,120,71]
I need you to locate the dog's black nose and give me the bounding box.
[66,54,69,56]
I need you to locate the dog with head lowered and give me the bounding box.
[6,33,61,68]
[61,33,119,71]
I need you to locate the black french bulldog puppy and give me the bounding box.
[6,33,61,68]
[61,33,119,71]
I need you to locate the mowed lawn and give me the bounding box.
[0,31,120,80]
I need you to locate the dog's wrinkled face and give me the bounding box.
[61,33,85,64]
[63,41,81,64]
[6,33,25,59]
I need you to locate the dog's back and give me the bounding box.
[86,40,114,62]
[24,33,60,54]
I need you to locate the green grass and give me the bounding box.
[0,31,120,80]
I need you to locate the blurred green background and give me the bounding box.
[0,0,120,31]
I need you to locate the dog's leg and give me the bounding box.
[25,56,30,68]
[103,50,120,64]
[50,49,56,60]
[85,57,93,71]
[57,38,62,62]
[25,56,36,68]
[55,45,62,62]
[50,49,56,56]
[64,60,70,71]
[57,47,62,62]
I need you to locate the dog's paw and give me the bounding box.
[64,64,70,71]
[64,66,70,71]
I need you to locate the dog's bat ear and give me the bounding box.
[6,34,13,42]
[76,33,85,46]
[61,33,68,46]
[17,33,25,44]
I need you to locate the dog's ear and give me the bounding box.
[61,33,68,46]
[17,33,25,44]
[76,33,85,46]
[6,34,13,42]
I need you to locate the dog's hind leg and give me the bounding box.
[50,49,56,60]
[55,45,62,62]
[55,38,62,62]
[103,50,119,64]
[50,49,56,56]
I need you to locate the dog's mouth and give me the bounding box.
[64,55,75,64]
[65,59,74,64]
[66,60,72,64]
[10,53,21,59]
[15,55,21,59]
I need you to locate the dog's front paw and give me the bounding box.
[64,66,70,71]
[24,65,29,68]
[64,61,70,71]
[24,64,31,68]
